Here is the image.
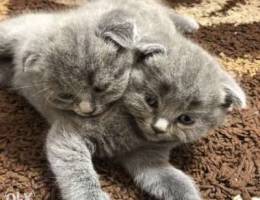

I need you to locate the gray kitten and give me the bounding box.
[0,0,197,119]
[0,13,136,119]
[46,31,246,200]
[44,7,245,200]
[0,1,245,200]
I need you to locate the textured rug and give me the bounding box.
[0,0,259,200]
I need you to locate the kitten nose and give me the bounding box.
[152,118,169,134]
[79,101,95,114]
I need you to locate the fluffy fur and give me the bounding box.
[0,0,245,200]
[0,12,136,118]
[0,0,198,118]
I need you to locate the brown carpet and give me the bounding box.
[0,0,259,200]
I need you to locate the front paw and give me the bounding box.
[138,167,202,200]
[161,182,201,200]
[161,173,202,200]
[183,17,199,33]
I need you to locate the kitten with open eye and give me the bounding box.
[46,20,246,200]
[0,1,243,200]
[0,0,197,120]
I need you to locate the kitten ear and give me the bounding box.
[167,9,199,33]
[22,52,40,72]
[97,10,136,48]
[136,42,167,60]
[220,72,246,110]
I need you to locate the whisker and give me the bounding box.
[31,87,50,97]
[10,82,48,90]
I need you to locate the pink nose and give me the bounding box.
[152,118,169,134]
[79,101,94,114]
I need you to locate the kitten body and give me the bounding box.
[0,0,197,120]
[0,1,245,200]
[46,32,246,200]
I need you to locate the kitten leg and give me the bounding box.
[46,121,110,200]
[169,12,199,33]
[119,146,201,200]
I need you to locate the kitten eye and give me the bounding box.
[93,85,108,93]
[57,93,74,102]
[177,114,195,125]
[145,95,158,108]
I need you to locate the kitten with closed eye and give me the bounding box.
[45,21,246,200]
[0,1,242,200]
[0,12,136,120]
[0,0,197,121]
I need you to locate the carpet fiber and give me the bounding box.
[0,0,259,200]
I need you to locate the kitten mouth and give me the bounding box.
[151,126,168,135]
[74,111,101,118]
[73,106,110,118]
[144,132,175,142]
[71,101,115,118]
[75,112,93,117]
[146,125,178,141]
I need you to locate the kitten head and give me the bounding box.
[22,10,136,117]
[124,35,246,144]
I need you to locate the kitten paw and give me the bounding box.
[166,183,202,200]
[163,184,202,200]
[164,177,202,200]
[136,167,202,200]
[181,16,200,33]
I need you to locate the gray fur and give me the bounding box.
[167,10,199,33]
[0,0,245,200]
[45,34,245,200]
[0,10,137,118]
[119,147,201,200]
[0,0,195,117]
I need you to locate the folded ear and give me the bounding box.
[221,71,246,109]
[97,10,137,48]
[167,9,199,33]
[136,42,167,61]
[22,51,40,72]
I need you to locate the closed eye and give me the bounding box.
[93,83,110,93]
[56,93,75,103]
